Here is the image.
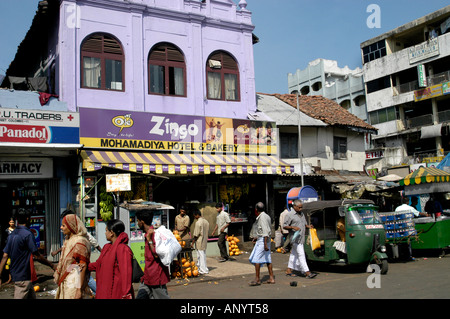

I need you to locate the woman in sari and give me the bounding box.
[54,214,91,299]
[88,219,134,299]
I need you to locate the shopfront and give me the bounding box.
[78,107,293,243]
[0,107,81,257]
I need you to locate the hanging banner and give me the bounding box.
[106,173,131,192]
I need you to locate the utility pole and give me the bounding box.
[296,71,304,187]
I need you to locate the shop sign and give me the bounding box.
[443,82,450,95]
[79,108,277,155]
[106,173,131,192]
[365,150,384,159]
[414,84,443,102]
[417,64,427,88]
[0,108,79,144]
[366,168,378,179]
[409,37,439,64]
[0,157,53,179]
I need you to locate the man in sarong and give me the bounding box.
[248,202,275,286]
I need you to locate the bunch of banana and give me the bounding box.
[99,186,114,221]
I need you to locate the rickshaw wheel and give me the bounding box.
[369,259,388,275]
[379,260,388,275]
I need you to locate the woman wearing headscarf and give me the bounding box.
[88,219,134,299]
[54,214,91,299]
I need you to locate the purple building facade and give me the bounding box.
[58,0,257,118]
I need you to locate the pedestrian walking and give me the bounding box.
[51,210,101,295]
[278,206,291,253]
[135,209,171,299]
[191,210,210,275]
[88,219,134,299]
[0,208,56,299]
[54,214,91,299]
[210,202,231,262]
[283,199,316,279]
[248,202,275,286]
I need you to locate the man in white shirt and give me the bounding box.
[191,211,210,274]
[395,197,429,217]
[211,202,231,262]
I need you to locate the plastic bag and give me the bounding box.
[154,225,182,267]
[291,230,301,243]
[309,228,321,250]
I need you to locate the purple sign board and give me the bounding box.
[79,108,277,155]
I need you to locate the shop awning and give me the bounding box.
[80,150,293,175]
[399,166,450,186]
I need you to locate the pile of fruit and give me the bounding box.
[227,235,242,256]
[173,230,187,248]
[171,257,199,279]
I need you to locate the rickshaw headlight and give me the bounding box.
[380,245,386,253]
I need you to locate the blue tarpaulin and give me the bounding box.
[436,153,450,169]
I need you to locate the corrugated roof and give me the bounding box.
[259,93,377,133]
[255,93,327,127]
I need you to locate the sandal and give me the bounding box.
[285,273,298,277]
[249,281,261,286]
[306,273,317,279]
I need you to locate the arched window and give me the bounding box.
[206,51,240,101]
[81,33,124,91]
[148,43,186,96]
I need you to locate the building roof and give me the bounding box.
[255,93,327,126]
[258,93,377,133]
[361,5,450,47]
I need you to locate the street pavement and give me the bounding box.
[1,242,449,300]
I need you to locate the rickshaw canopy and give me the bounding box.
[301,199,375,216]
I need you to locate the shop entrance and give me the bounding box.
[0,180,48,255]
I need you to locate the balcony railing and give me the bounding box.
[394,80,418,95]
[402,110,450,130]
[407,114,433,128]
[393,71,450,96]
[428,70,450,86]
[438,109,450,123]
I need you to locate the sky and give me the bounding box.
[0,0,449,94]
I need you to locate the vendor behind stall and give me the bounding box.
[424,195,443,218]
[174,206,191,243]
[397,197,429,218]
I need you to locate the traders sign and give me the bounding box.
[79,108,277,155]
[0,108,79,144]
[0,157,53,179]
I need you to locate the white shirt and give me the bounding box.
[395,204,420,217]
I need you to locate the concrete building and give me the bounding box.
[361,5,450,175]
[256,93,376,195]
[287,58,367,123]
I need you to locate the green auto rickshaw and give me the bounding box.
[302,199,389,274]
